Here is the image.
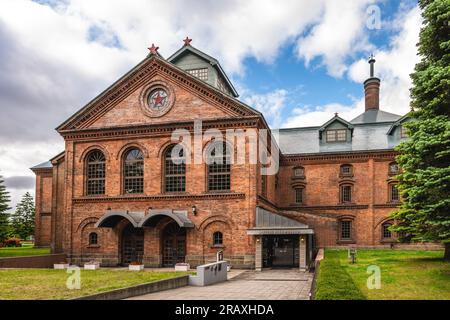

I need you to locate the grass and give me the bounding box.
[0,269,191,300]
[315,249,450,300]
[0,245,50,257]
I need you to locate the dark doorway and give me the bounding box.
[262,235,299,268]
[121,223,144,265]
[162,222,186,267]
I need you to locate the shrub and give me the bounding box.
[3,238,22,247]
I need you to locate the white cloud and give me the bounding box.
[242,89,289,128]
[296,0,376,77]
[285,4,421,128]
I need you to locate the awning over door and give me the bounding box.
[95,209,194,228]
[247,207,314,235]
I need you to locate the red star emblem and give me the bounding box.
[148,43,159,54]
[153,92,164,105]
[183,36,192,46]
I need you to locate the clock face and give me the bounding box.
[148,89,168,112]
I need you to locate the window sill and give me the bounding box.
[380,239,395,243]
[211,245,225,249]
[87,245,100,248]
[337,239,356,244]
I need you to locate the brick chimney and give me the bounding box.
[364,55,380,111]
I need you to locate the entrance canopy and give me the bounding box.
[138,209,194,228]
[95,210,144,228]
[95,209,194,229]
[247,207,314,235]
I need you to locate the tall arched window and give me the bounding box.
[164,145,186,193]
[389,182,399,202]
[123,148,144,194]
[382,222,392,239]
[340,184,353,203]
[86,150,106,195]
[206,142,231,191]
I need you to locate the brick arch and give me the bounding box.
[76,217,99,233]
[157,140,191,158]
[197,215,232,231]
[116,142,149,160]
[374,216,395,229]
[78,145,110,163]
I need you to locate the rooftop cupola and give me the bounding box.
[364,55,380,111]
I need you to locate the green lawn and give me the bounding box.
[0,246,50,257]
[315,249,450,300]
[0,269,190,299]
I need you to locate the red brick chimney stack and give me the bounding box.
[364,55,380,111]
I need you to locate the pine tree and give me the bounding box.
[10,192,35,240]
[0,175,11,243]
[391,0,450,260]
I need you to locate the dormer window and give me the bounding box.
[326,129,347,142]
[400,126,408,138]
[187,68,208,81]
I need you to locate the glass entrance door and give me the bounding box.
[263,235,299,268]
[121,223,144,265]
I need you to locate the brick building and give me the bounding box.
[31,41,411,270]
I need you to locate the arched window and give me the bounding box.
[86,150,106,195]
[206,142,231,191]
[339,220,353,241]
[88,232,98,245]
[340,164,353,177]
[388,162,399,176]
[164,145,186,193]
[213,231,223,246]
[382,222,392,239]
[389,183,399,202]
[123,148,144,194]
[340,184,352,203]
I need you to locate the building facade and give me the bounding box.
[31,41,411,270]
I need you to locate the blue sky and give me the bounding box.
[0,0,421,208]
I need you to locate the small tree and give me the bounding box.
[0,175,11,243]
[391,0,450,260]
[10,192,35,240]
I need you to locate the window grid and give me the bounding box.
[400,126,408,138]
[89,232,98,245]
[326,129,347,142]
[340,165,352,176]
[187,68,208,81]
[213,232,223,246]
[390,183,399,202]
[294,167,304,177]
[341,185,352,203]
[165,146,186,192]
[295,188,303,204]
[207,143,231,191]
[382,223,392,239]
[123,149,144,194]
[86,151,106,195]
[340,221,352,240]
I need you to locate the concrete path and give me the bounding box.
[128,269,313,300]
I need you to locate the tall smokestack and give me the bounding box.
[364,55,380,111]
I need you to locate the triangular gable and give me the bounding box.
[56,55,259,132]
[167,44,238,97]
[387,113,411,135]
[319,114,354,132]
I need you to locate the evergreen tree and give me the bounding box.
[10,192,35,240]
[391,0,450,260]
[0,175,11,243]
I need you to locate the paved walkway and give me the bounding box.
[128,269,313,300]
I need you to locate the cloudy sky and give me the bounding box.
[0,0,421,210]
